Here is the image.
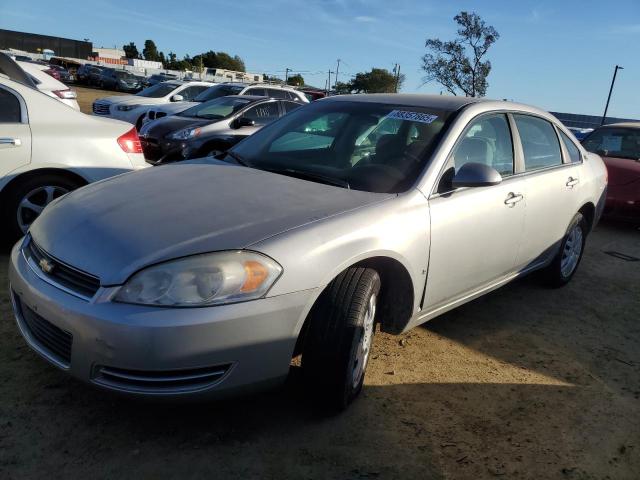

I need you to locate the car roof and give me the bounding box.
[323,93,484,111]
[598,122,640,129]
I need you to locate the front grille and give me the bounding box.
[93,364,232,393]
[14,293,73,366]
[92,102,111,115]
[24,238,100,299]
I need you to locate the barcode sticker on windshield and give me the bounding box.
[386,110,438,124]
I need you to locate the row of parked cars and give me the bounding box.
[1,52,637,411]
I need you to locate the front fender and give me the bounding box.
[252,190,431,320]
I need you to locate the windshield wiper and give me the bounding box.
[225,150,251,167]
[263,167,350,189]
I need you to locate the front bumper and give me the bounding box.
[9,242,316,399]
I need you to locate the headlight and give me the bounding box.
[169,127,201,140]
[117,104,140,111]
[114,251,282,307]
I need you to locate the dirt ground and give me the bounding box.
[73,85,125,114]
[1,221,638,479]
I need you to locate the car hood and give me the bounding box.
[602,156,640,186]
[30,163,391,285]
[151,102,198,114]
[141,115,220,139]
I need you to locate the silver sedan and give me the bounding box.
[9,94,607,410]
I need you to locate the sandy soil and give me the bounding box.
[73,85,126,113]
[0,220,638,478]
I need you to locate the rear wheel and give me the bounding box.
[302,267,380,411]
[543,212,587,287]
[1,174,83,244]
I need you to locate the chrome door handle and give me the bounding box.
[0,137,21,146]
[504,192,524,207]
[566,177,579,187]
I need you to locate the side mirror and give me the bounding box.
[171,94,184,102]
[234,117,256,128]
[452,162,502,188]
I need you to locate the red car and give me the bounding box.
[582,123,640,222]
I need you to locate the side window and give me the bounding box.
[559,130,582,163]
[242,102,280,125]
[267,88,287,99]
[450,114,515,177]
[513,114,562,171]
[246,88,266,96]
[0,89,22,123]
[282,101,302,114]
[180,86,208,101]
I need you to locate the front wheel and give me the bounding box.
[543,212,587,287]
[302,267,380,411]
[1,174,83,244]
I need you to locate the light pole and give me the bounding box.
[601,65,623,126]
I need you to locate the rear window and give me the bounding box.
[0,88,21,123]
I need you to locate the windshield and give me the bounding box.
[179,96,252,120]
[195,84,244,102]
[136,83,178,98]
[231,100,452,193]
[583,127,640,160]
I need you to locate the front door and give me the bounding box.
[425,113,526,309]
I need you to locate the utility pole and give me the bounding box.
[334,59,341,89]
[393,63,401,93]
[601,65,624,126]
[285,67,290,84]
[327,69,332,94]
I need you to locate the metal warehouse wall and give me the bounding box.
[0,29,92,59]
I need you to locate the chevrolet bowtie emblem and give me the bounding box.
[39,258,55,274]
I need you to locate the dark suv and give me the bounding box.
[98,68,142,92]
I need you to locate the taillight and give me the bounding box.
[117,127,143,154]
[52,89,77,99]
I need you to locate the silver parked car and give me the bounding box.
[9,94,607,410]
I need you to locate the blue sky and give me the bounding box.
[2,0,639,117]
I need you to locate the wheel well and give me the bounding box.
[1,168,88,199]
[293,256,414,356]
[579,202,596,231]
[356,257,414,335]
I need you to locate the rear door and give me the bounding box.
[0,84,31,177]
[425,113,526,309]
[511,114,582,268]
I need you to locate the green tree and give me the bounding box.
[191,51,246,72]
[142,39,161,62]
[348,68,404,93]
[421,11,499,97]
[333,81,352,94]
[123,42,139,59]
[287,73,305,86]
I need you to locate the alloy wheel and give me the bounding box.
[17,185,69,234]
[352,293,376,388]
[560,224,583,278]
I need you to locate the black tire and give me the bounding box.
[543,212,588,287]
[1,174,83,244]
[302,267,381,411]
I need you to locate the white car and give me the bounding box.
[16,61,80,110]
[92,80,212,128]
[0,54,148,242]
[142,83,310,126]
